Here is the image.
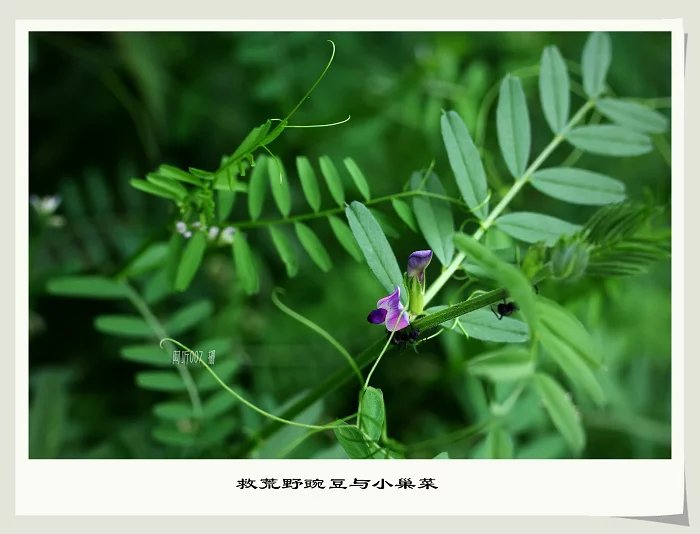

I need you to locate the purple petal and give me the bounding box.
[367,308,387,324]
[407,249,433,281]
[384,308,410,332]
[374,286,410,332]
[376,285,402,310]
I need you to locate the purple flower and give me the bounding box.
[366,286,410,332]
[407,249,433,283]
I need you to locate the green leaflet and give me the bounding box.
[165,299,214,336]
[536,296,601,367]
[129,178,180,201]
[531,167,626,206]
[135,371,186,392]
[486,427,515,459]
[359,387,385,442]
[47,276,127,299]
[370,207,401,239]
[153,402,193,420]
[174,232,207,292]
[152,425,196,448]
[268,157,291,217]
[595,98,668,134]
[29,369,72,458]
[565,125,652,156]
[345,201,404,297]
[440,110,489,219]
[327,215,362,262]
[121,344,171,367]
[230,121,271,160]
[496,75,531,178]
[294,222,332,272]
[268,226,299,277]
[539,45,570,133]
[319,155,345,206]
[533,373,585,454]
[217,189,236,221]
[495,212,581,246]
[333,423,383,459]
[391,198,417,232]
[516,434,569,459]
[296,156,321,212]
[458,308,530,343]
[247,155,268,221]
[539,326,606,406]
[581,32,612,98]
[410,172,454,266]
[157,164,204,186]
[467,346,534,382]
[343,157,371,202]
[145,173,188,201]
[232,232,260,295]
[94,315,152,338]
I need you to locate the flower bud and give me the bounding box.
[551,237,590,281]
[406,249,432,316]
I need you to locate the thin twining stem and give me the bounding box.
[123,282,203,419]
[363,315,401,390]
[230,337,386,457]
[271,288,363,385]
[423,99,595,306]
[159,337,354,433]
[230,189,468,230]
[274,412,358,459]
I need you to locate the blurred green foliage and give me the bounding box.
[29,31,671,459]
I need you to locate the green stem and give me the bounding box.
[282,40,336,123]
[413,287,508,332]
[230,189,467,230]
[123,283,203,419]
[423,99,595,306]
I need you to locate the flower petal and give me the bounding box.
[376,285,402,310]
[373,286,408,331]
[384,307,410,332]
[367,308,387,324]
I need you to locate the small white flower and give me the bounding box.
[175,221,187,234]
[208,226,220,240]
[220,226,236,244]
[191,221,202,229]
[30,194,62,216]
[183,230,192,238]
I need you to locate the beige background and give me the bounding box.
[2,1,696,531]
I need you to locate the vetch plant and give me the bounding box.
[43,32,670,459]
